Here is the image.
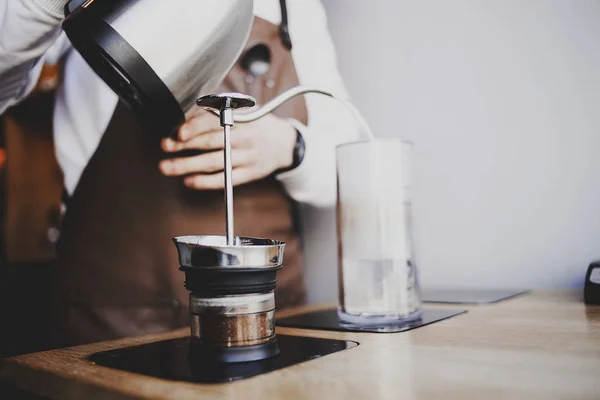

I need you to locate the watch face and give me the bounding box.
[294,130,305,167]
[590,267,600,284]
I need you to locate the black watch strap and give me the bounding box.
[276,128,305,175]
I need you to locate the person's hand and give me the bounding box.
[159,110,297,189]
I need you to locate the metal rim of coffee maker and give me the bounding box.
[173,235,285,269]
[190,291,275,315]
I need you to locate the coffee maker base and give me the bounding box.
[190,338,280,363]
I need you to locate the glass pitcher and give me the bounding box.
[336,139,421,325]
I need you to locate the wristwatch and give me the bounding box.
[276,129,305,174]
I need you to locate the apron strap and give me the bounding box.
[278,0,292,50]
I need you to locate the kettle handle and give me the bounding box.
[64,0,88,16]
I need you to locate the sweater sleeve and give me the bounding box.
[274,0,361,207]
[0,0,70,114]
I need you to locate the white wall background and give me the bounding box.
[303,0,600,303]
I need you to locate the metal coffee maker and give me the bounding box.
[173,235,285,363]
[170,93,286,363]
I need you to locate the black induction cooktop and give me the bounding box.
[87,334,358,384]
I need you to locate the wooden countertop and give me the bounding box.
[1,291,599,399]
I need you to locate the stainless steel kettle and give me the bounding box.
[62,0,254,134]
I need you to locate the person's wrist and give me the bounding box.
[275,128,305,175]
[278,126,296,170]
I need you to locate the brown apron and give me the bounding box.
[2,65,63,263]
[54,17,308,347]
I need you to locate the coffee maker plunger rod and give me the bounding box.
[196,93,257,245]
